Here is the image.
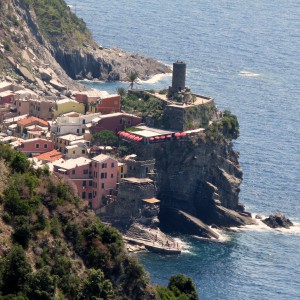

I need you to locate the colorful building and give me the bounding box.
[17,116,49,135]
[35,150,63,163]
[18,138,54,156]
[52,98,85,118]
[0,91,15,105]
[53,154,118,209]
[53,134,87,153]
[75,90,121,114]
[90,112,142,134]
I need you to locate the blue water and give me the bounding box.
[68,1,300,299]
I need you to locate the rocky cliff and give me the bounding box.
[0,0,170,93]
[131,136,256,237]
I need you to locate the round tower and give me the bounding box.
[172,61,186,92]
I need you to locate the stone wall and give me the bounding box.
[101,178,156,225]
[162,102,216,131]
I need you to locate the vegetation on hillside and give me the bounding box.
[0,143,199,299]
[205,110,239,142]
[26,0,94,48]
[121,93,164,127]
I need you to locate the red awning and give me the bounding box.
[180,132,187,137]
[155,136,160,140]
[174,132,181,137]
[166,134,172,138]
[160,135,166,139]
[138,137,143,142]
[149,137,155,141]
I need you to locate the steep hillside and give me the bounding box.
[0,0,170,93]
[0,144,199,300]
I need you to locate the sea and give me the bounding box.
[68,1,300,299]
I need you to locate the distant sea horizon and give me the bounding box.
[68,1,300,299]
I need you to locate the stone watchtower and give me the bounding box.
[168,61,191,102]
[172,61,186,92]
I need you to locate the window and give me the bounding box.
[89,180,93,187]
[111,163,115,168]
[101,173,107,179]
[82,129,85,134]
[82,192,86,199]
[102,163,107,168]
[72,170,75,175]
[77,129,80,134]
[73,151,75,154]
[88,193,92,199]
[82,150,86,154]
[82,119,86,124]
[101,183,105,189]
[94,172,97,178]
[83,181,86,187]
[44,144,48,149]
[121,166,123,173]
[36,144,40,148]
[111,173,114,178]
[83,169,88,174]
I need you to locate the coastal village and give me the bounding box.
[0,62,225,254]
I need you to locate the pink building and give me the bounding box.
[90,112,142,134]
[53,154,118,210]
[18,138,54,156]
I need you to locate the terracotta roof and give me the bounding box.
[36,150,63,162]
[17,116,48,127]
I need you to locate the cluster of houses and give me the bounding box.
[0,76,208,212]
[0,80,143,210]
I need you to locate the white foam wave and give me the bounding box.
[137,73,172,84]
[232,214,300,235]
[239,70,261,77]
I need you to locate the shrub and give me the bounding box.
[0,245,32,295]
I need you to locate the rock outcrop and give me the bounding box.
[0,0,170,93]
[262,213,293,229]
[131,137,256,236]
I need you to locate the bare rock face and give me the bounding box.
[0,0,170,92]
[262,213,293,229]
[131,138,256,236]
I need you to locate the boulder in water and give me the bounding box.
[262,213,293,229]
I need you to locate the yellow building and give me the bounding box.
[65,143,88,159]
[117,162,128,183]
[52,99,85,118]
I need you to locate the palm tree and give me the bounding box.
[128,71,138,90]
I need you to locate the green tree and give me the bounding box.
[28,267,56,300]
[4,189,30,216]
[168,274,199,300]
[92,130,118,148]
[0,245,32,296]
[10,153,30,173]
[81,269,114,300]
[13,216,32,248]
[116,87,127,98]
